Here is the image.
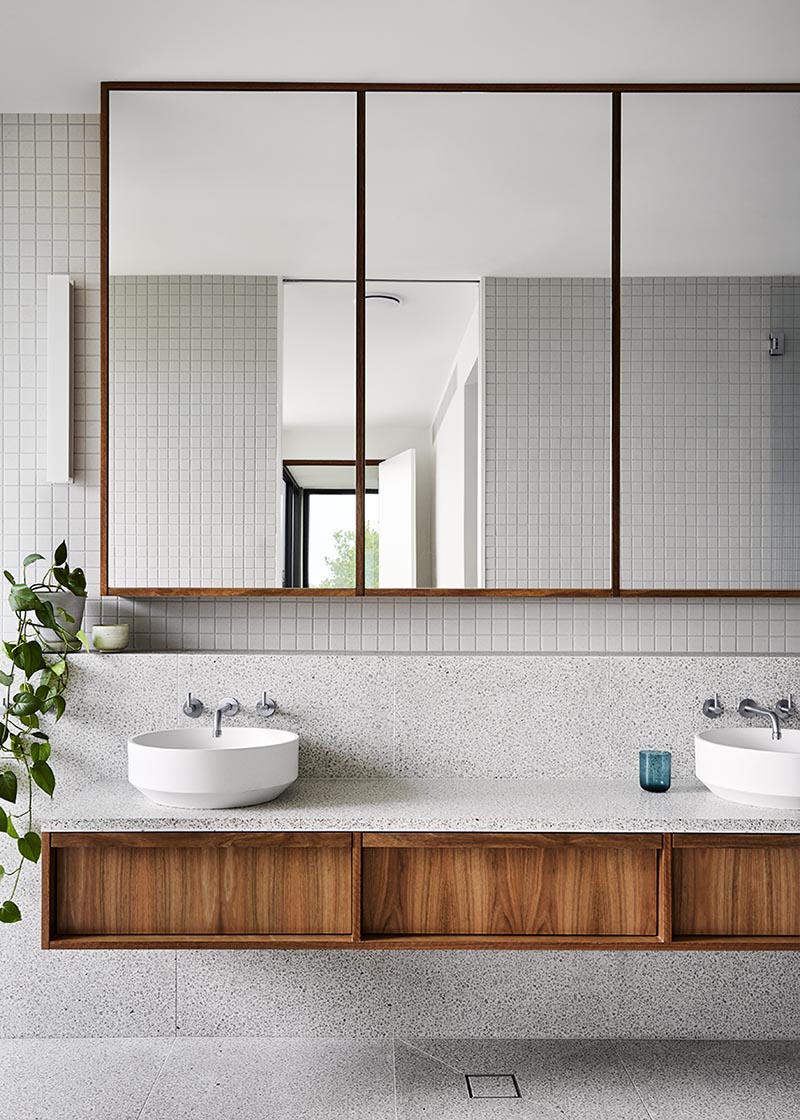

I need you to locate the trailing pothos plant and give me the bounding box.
[0,542,87,923]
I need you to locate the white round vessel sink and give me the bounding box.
[128,727,299,809]
[695,727,800,810]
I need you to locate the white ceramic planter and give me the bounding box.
[91,623,130,652]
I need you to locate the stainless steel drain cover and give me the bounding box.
[465,1073,522,1099]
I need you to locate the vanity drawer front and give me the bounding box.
[361,833,660,937]
[50,832,352,938]
[673,835,800,938]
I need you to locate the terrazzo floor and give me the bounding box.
[3,1037,799,1119]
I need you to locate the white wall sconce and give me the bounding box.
[46,274,73,484]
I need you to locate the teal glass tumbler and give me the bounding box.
[639,750,671,792]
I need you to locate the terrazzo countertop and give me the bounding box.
[42,777,800,834]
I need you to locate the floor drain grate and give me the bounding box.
[465,1073,522,1099]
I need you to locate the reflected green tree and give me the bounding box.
[317,522,379,589]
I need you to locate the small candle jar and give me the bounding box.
[91,623,130,653]
[639,749,671,793]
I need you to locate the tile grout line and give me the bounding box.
[615,1047,657,1120]
[134,1036,176,1120]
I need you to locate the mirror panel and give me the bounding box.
[107,91,356,589]
[365,93,612,589]
[621,93,800,590]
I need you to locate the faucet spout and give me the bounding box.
[738,698,782,740]
[211,697,240,739]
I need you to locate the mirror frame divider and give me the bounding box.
[99,81,800,599]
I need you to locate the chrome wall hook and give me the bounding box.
[702,694,724,719]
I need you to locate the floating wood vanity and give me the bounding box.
[41,815,800,951]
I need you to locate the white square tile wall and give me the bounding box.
[621,276,800,589]
[484,277,611,589]
[108,274,280,588]
[2,114,800,652]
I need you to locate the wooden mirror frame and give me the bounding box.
[100,81,800,598]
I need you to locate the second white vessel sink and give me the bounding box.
[128,727,299,809]
[695,727,800,810]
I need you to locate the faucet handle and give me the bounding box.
[256,692,277,718]
[702,693,724,719]
[777,694,795,719]
[183,693,203,718]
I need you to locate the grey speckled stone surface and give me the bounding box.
[43,776,800,833]
[390,951,800,1039]
[176,654,397,778]
[0,1036,172,1120]
[176,951,395,1037]
[140,1038,396,1120]
[617,1040,800,1119]
[394,1039,649,1119]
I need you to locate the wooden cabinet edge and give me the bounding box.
[40,828,800,951]
[361,831,664,849]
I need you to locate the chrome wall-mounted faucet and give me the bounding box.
[183,693,204,718]
[777,694,796,720]
[738,698,783,740]
[702,694,724,718]
[212,697,240,738]
[256,693,277,718]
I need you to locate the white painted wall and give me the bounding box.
[432,306,481,587]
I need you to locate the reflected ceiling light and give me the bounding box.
[366,292,402,309]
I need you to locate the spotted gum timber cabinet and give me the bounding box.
[41,827,800,951]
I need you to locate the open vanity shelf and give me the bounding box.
[42,828,800,951]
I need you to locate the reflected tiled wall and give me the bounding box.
[622,276,800,589]
[484,277,611,589]
[2,113,800,653]
[108,274,280,588]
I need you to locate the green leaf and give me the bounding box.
[31,761,55,797]
[18,832,41,863]
[0,864,4,882]
[23,553,45,568]
[12,641,46,679]
[54,541,67,566]
[0,771,17,803]
[0,670,12,687]
[9,692,40,717]
[51,695,66,721]
[3,571,16,585]
[8,584,40,612]
[0,807,6,831]
[31,739,51,763]
[19,713,40,730]
[75,629,89,651]
[3,641,16,660]
[0,900,21,923]
[5,816,18,840]
[34,600,59,631]
[50,659,66,678]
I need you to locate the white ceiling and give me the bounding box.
[282,281,478,431]
[3,1,800,112]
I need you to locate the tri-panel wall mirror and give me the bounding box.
[100,84,800,596]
